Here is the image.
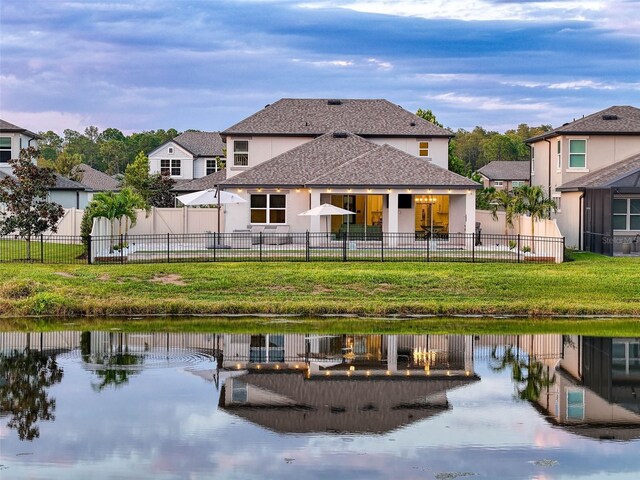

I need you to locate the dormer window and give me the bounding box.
[234,140,249,166]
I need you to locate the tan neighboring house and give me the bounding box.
[527,106,640,252]
[477,161,530,190]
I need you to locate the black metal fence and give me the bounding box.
[0,232,565,264]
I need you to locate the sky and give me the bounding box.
[0,0,639,135]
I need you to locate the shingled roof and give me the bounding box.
[309,144,479,188]
[0,119,42,139]
[74,164,120,191]
[527,106,640,143]
[558,152,640,191]
[222,99,453,137]
[172,169,227,192]
[477,161,530,181]
[221,132,479,189]
[173,131,224,157]
[0,170,85,190]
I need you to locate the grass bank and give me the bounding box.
[3,315,640,336]
[0,252,639,319]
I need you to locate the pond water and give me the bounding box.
[1,331,639,480]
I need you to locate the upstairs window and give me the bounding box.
[0,137,11,162]
[557,140,562,170]
[234,140,249,166]
[161,159,181,176]
[569,139,586,169]
[250,194,286,224]
[168,146,174,154]
[206,158,218,175]
[418,141,429,157]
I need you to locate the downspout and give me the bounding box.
[543,138,552,199]
[578,192,584,250]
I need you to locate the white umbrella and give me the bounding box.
[298,203,355,236]
[176,189,245,207]
[176,189,246,242]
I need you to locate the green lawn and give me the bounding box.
[0,238,84,264]
[1,252,639,322]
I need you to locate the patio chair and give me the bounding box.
[249,225,265,244]
[263,225,292,245]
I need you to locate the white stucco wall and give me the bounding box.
[368,137,449,169]
[0,132,39,169]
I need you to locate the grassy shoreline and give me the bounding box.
[1,252,639,322]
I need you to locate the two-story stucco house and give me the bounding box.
[148,131,225,187]
[218,98,479,236]
[477,161,530,191]
[527,106,640,253]
[0,119,42,175]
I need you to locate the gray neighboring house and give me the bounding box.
[74,163,121,204]
[148,131,225,182]
[1,170,87,209]
[477,161,530,190]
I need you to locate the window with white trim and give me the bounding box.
[613,198,640,230]
[250,194,286,224]
[234,140,249,166]
[569,139,586,169]
[493,181,504,187]
[206,158,218,175]
[557,140,562,170]
[0,137,11,163]
[512,181,525,188]
[418,141,429,157]
[160,159,181,176]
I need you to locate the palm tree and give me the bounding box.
[489,189,520,235]
[90,188,147,250]
[513,185,557,238]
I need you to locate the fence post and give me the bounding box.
[562,236,566,263]
[259,232,263,261]
[40,234,44,263]
[87,234,92,265]
[120,234,124,264]
[517,234,521,263]
[306,231,310,262]
[472,233,475,263]
[342,231,347,262]
[167,233,170,263]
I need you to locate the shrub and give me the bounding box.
[30,292,68,315]
[508,240,517,250]
[522,246,531,253]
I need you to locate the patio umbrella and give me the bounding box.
[176,188,246,241]
[298,203,355,236]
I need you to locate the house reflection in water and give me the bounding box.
[218,334,479,434]
[534,336,640,441]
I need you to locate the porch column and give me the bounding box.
[465,190,476,234]
[387,192,399,246]
[310,190,321,232]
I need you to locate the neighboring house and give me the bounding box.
[49,174,88,209]
[527,106,640,252]
[534,335,640,441]
[148,131,224,183]
[74,163,121,204]
[477,161,530,190]
[0,119,41,175]
[171,169,227,195]
[219,98,479,235]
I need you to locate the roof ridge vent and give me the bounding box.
[602,114,618,120]
[327,99,342,105]
[332,131,348,138]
